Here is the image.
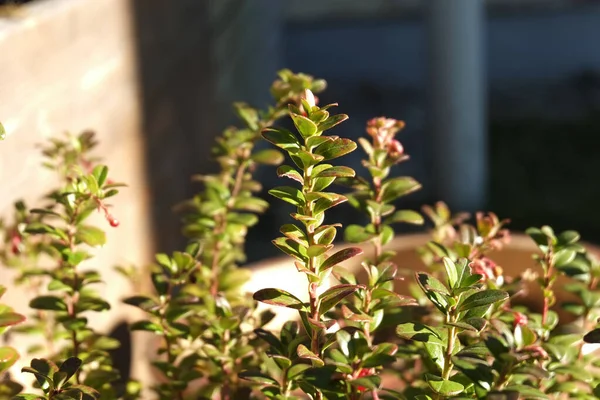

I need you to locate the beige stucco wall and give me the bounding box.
[0,0,212,392]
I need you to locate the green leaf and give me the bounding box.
[314,225,338,245]
[76,296,110,312]
[552,248,576,267]
[319,247,363,272]
[452,356,494,391]
[251,149,285,165]
[238,371,279,386]
[458,290,508,312]
[314,166,355,178]
[290,113,318,138]
[344,225,375,243]
[269,186,305,207]
[442,257,458,289]
[425,374,465,396]
[122,296,159,312]
[396,323,444,346]
[253,288,306,310]
[76,225,106,247]
[0,311,25,327]
[381,177,421,203]
[385,209,424,225]
[314,138,357,160]
[280,224,309,247]
[12,395,43,400]
[262,127,301,153]
[557,230,580,245]
[291,150,324,169]
[254,329,284,354]
[92,165,109,187]
[0,346,19,372]
[318,284,361,314]
[272,237,308,262]
[0,122,5,140]
[130,320,163,334]
[416,272,449,313]
[29,295,67,311]
[234,102,259,130]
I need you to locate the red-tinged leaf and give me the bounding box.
[313,196,348,215]
[238,370,279,386]
[294,261,318,277]
[280,224,308,247]
[314,166,355,178]
[297,344,324,366]
[319,284,363,314]
[262,127,301,153]
[319,247,363,272]
[314,138,357,160]
[0,311,25,327]
[277,165,304,184]
[253,288,307,310]
[341,304,372,322]
[68,384,100,397]
[318,114,348,132]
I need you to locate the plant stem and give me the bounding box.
[541,243,554,328]
[442,324,457,381]
[66,210,81,384]
[160,283,184,400]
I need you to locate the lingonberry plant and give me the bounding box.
[122,70,328,400]
[2,72,600,400]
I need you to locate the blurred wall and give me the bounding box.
[0,0,213,391]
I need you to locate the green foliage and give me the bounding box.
[0,132,133,399]
[0,286,26,398]
[123,70,327,400]
[2,72,600,400]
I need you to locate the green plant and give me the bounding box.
[2,71,600,400]
[0,285,26,398]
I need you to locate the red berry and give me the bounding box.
[355,368,375,392]
[106,214,119,227]
[11,234,21,254]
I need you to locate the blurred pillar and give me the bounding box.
[428,0,487,211]
[210,0,284,128]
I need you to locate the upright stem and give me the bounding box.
[160,283,185,400]
[66,210,81,384]
[541,245,554,327]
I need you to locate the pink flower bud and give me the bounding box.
[514,311,528,327]
[303,89,316,108]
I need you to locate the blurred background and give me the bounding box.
[1,0,600,266]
